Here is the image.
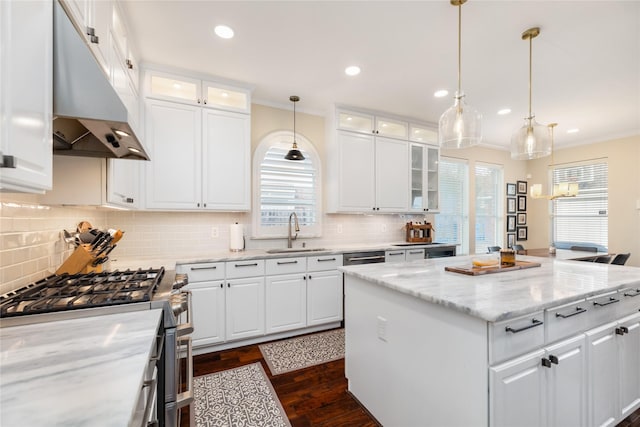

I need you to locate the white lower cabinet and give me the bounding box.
[225,276,265,341]
[587,312,640,427]
[490,334,586,427]
[307,270,343,326]
[266,273,307,333]
[184,281,225,346]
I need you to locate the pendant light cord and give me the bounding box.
[457,3,462,95]
[528,34,533,119]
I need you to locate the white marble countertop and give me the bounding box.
[107,242,457,270]
[339,255,640,322]
[0,309,162,427]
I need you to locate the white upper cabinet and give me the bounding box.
[0,0,53,193]
[375,116,408,140]
[146,70,251,113]
[409,141,440,213]
[336,109,408,140]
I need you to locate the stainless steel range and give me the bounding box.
[0,267,193,427]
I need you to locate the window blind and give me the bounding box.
[552,162,608,248]
[475,163,503,254]
[435,158,469,254]
[260,145,317,227]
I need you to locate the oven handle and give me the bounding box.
[141,377,157,426]
[177,290,194,337]
[176,336,194,409]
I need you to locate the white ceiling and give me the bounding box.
[121,0,640,151]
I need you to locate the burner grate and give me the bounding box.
[0,267,165,317]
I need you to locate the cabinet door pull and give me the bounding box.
[541,357,552,368]
[235,262,258,267]
[408,250,423,255]
[548,355,559,365]
[616,326,629,335]
[227,283,230,287]
[308,275,312,279]
[276,260,298,265]
[593,297,620,307]
[0,154,16,168]
[190,266,217,271]
[219,283,223,288]
[623,289,640,297]
[388,252,403,256]
[555,307,587,318]
[505,318,543,334]
[317,257,336,262]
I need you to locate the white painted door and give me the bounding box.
[385,250,406,263]
[619,313,640,419]
[88,0,112,76]
[545,335,587,427]
[337,130,375,212]
[184,281,225,347]
[225,276,265,341]
[490,349,545,427]
[107,158,139,208]
[144,99,202,209]
[265,274,307,333]
[0,0,52,193]
[405,249,425,261]
[375,136,408,212]
[202,109,250,210]
[307,270,343,326]
[586,322,620,427]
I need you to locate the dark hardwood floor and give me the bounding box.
[180,332,640,427]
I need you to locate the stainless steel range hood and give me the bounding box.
[52,1,149,160]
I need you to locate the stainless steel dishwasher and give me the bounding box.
[343,250,386,266]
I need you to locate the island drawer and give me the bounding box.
[489,311,544,364]
[587,291,621,329]
[226,259,265,278]
[545,299,588,343]
[619,286,640,316]
[307,254,343,272]
[266,257,306,275]
[177,262,225,282]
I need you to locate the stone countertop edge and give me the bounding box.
[339,255,640,323]
[0,309,163,427]
[107,242,457,269]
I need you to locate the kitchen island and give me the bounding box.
[340,255,640,427]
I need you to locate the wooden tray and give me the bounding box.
[445,260,541,276]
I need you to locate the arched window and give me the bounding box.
[252,131,322,238]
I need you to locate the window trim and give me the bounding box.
[252,130,322,239]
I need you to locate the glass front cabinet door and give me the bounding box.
[409,143,439,212]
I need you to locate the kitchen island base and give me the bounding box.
[345,275,489,426]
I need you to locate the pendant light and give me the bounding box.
[438,0,482,149]
[285,95,305,161]
[511,27,551,160]
[530,123,579,199]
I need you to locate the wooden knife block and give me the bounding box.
[56,245,102,275]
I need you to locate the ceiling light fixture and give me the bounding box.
[438,0,482,149]
[567,128,580,134]
[285,96,305,161]
[345,66,361,76]
[497,108,512,116]
[529,123,579,200]
[511,27,551,160]
[434,89,449,98]
[214,25,234,39]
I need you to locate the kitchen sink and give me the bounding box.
[265,248,327,254]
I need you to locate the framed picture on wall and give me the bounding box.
[517,180,528,194]
[517,226,528,241]
[507,197,517,214]
[507,233,516,248]
[506,183,516,196]
[507,215,516,232]
[517,195,527,211]
[517,212,527,225]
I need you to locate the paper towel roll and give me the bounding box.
[229,223,244,251]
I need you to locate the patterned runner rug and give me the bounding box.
[194,362,291,427]
[259,328,345,375]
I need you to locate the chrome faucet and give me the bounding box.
[288,212,300,248]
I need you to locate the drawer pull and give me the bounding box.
[541,357,552,368]
[190,266,217,271]
[555,307,587,319]
[235,263,258,267]
[408,250,423,254]
[623,289,640,297]
[317,257,337,262]
[593,297,620,307]
[505,318,543,334]
[616,326,629,335]
[276,260,298,265]
[388,251,404,256]
[548,354,559,364]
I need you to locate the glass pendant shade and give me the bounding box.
[439,92,482,149]
[510,117,551,160]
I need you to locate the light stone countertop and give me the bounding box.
[339,255,640,323]
[0,309,163,427]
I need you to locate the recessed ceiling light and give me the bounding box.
[567,128,580,134]
[434,90,449,98]
[497,108,512,115]
[345,66,361,76]
[214,25,234,39]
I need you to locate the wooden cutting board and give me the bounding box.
[445,260,542,276]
